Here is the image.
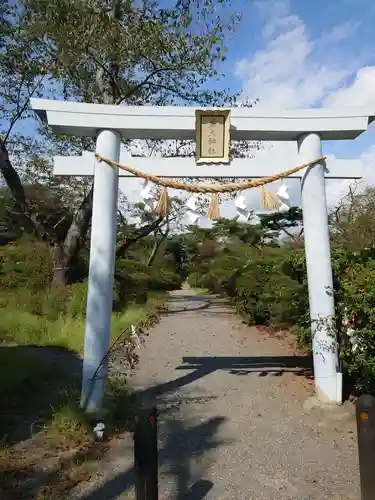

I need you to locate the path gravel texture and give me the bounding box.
[76,289,360,500]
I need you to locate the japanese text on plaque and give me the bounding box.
[200,115,225,158]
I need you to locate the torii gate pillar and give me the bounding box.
[82,130,121,412]
[299,133,337,403]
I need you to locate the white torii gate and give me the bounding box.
[31,99,374,414]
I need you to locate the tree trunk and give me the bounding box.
[294,236,303,248]
[46,186,95,288]
[294,229,304,248]
[0,138,38,234]
[147,230,169,267]
[147,238,160,267]
[63,186,93,262]
[51,244,68,287]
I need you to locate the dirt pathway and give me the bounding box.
[75,289,359,500]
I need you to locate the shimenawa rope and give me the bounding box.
[95,153,326,219]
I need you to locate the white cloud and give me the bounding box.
[321,21,360,44]
[235,0,362,109]
[324,145,375,209]
[232,0,375,213]
[118,0,375,224]
[322,65,375,205]
[324,66,375,108]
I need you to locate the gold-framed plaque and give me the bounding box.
[195,109,231,164]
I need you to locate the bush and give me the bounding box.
[0,236,52,290]
[115,259,151,305]
[148,266,182,291]
[335,257,375,392]
[188,250,249,294]
[115,258,181,306]
[229,250,305,327]
[187,272,203,289]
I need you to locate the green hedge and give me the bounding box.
[333,253,375,392]
[188,243,375,392]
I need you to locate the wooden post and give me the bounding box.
[356,394,375,499]
[134,394,158,500]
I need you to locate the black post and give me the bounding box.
[356,394,375,500]
[134,394,158,500]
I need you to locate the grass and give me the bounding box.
[0,289,166,499]
[0,290,165,354]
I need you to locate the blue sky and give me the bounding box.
[225,0,375,149]
[14,0,375,171]
[203,0,375,212]
[5,0,374,216]
[121,0,375,220]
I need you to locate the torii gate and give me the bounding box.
[31,99,374,414]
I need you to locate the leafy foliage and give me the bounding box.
[1,0,243,286]
[22,0,240,105]
[186,199,375,394]
[259,206,303,245]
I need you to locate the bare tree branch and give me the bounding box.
[3,75,45,145]
[116,215,164,257]
[0,138,39,234]
[116,67,186,105]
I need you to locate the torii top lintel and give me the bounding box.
[30,98,375,141]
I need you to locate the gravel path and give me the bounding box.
[76,289,359,500]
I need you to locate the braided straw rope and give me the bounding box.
[95,154,326,194]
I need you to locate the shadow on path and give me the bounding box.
[165,293,233,315]
[79,415,227,500]
[136,354,313,402]
[75,353,312,498]
[165,301,212,314]
[179,355,313,377]
[78,292,312,499]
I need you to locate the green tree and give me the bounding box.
[211,216,267,247]
[0,0,242,285]
[259,207,303,246]
[329,184,375,253]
